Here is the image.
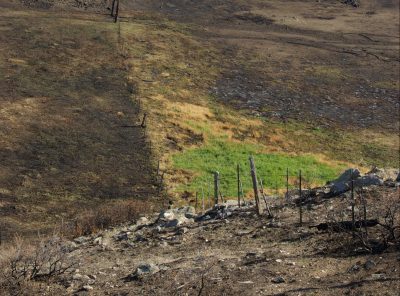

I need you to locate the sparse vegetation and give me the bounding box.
[0,236,76,296]
[68,199,157,237]
[0,0,399,294]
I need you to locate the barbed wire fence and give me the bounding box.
[180,155,338,225]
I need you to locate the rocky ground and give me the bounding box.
[2,170,398,295]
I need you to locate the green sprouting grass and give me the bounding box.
[172,138,344,197]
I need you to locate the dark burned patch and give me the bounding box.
[303,14,336,20]
[19,0,106,11]
[233,12,275,25]
[212,56,399,133]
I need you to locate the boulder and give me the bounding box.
[353,174,383,188]
[331,168,361,184]
[367,167,399,182]
[328,169,360,196]
[159,206,196,221]
[162,216,194,228]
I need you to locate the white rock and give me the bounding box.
[82,285,93,291]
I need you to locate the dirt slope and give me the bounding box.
[125,0,399,131]
[0,3,158,240]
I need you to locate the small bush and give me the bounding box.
[0,236,76,296]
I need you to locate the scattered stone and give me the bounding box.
[136,217,150,226]
[159,206,196,220]
[62,241,78,252]
[163,217,194,228]
[368,167,399,181]
[115,231,130,241]
[72,274,83,281]
[130,263,160,279]
[370,273,386,280]
[238,281,254,284]
[82,285,93,291]
[364,259,376,270]
[348,264,361,273]
[343,0,360,7]
[74,236,91,245]
[93,237,103,245]
[195,205,233,221]
[176,227,189,234]
[271,276,285,284]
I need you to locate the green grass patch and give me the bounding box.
[172,138,343,197]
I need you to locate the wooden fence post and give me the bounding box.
[249,156,262,215]
[214,171,220,205]
[140,113,147,128]
[201,187,205,212]
[111,0,115,16]
[299,170,303,226]
[237,164,241,207]
[114,0,119,23]
[359,187,368,236]
[351,174,355,237]
[286,168,289,201]
[259,178,273,217]
[240,180,244,204]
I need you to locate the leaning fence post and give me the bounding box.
[237,164,241,207]
[299,170,303,226]
[259,177,273,217]
[249,156,262,215]
[214,171,220,205]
